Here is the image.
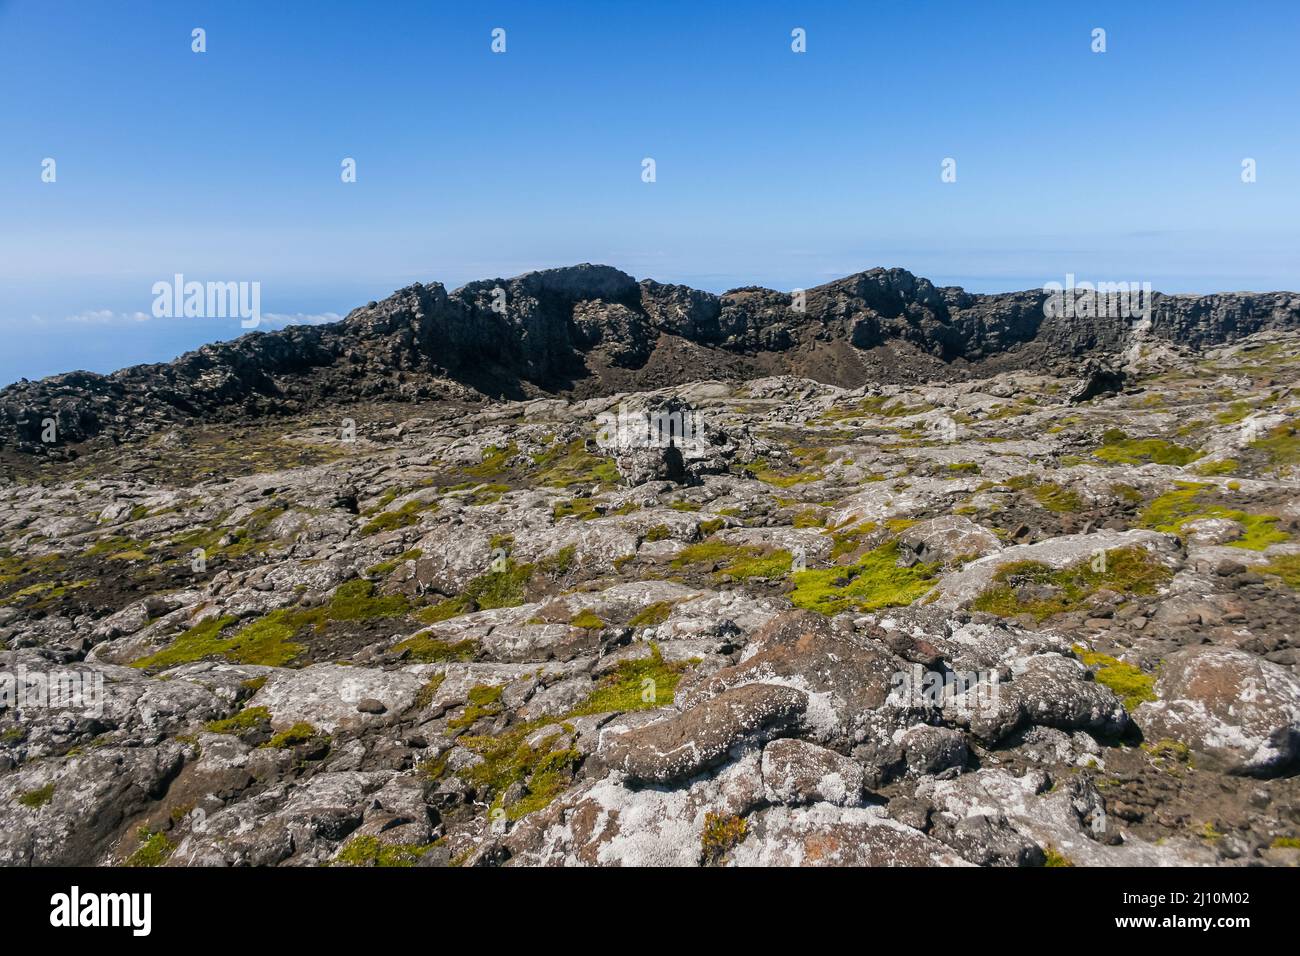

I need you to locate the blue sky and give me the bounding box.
[2,0,1298,385]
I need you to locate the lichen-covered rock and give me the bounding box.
[761,738,865,807]
[1012,654,1129,737]
[1135,646,1300,776]
[250,664,425,734]
[729,804,970,867]
[900,725,970,776]
[897,515,1001,564]
[600,683,807,784]
[682,610,906,748]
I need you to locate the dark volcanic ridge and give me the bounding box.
[3,263,1298,455]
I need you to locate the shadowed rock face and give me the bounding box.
[2,264,1297,454]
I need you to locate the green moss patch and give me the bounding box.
[1042,846,1075,867]
[393,633,479,663]
[463,442,519,480]
[569,609,605,629]
[571,644,690,716]
[790,541,936,615]
[204,705,271,735]
[820,395,933,422]
[671,541,793,580]
[1005,476,1082,514]
[457,724,581,822]
[327,579,411,620]
[263,722,321,749]
[448,645,694,822]
[744,458,823,488]
[531,439,620,487]
[791,508,827,528]
[553,498,601,521]
[1092,430,1201,466]
[361,498,438,536]
[1139,483,1288,551]
[367,548,423,576]
[448,683,505,731]
[971,545,1172,621]
[1073,645,1157,711]
[16,783,55,808]
[1260,553,1300,589]
[1193,458,1239,477]
[701,811,748,864]
[169,504,288,560]
[334,834,440,867]
[124,828,175,867]
[1250,423,1300,469]
[627,600,676,629]
[133,579,413,670]
[412,559,535,624]
[826,520,880,560]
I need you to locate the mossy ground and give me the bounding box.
[1260,553,1300,588]
[569,644,690,716]
[448,683,505,731]
[132,579,415,670]
[554,497,601,521]
[124,828,176,867]
[790,541,936,615]
[367,548,423,576]
[418,547,577,625]
[263,722,322,749]
[413,557,545,624]
[1139,483,1288,551]
[393,633,479,663]
[168,504,289,564]
[449,644,691,821]
[569,608,605,629]
[627,600,676,629]
[1073,645,1157,711]
[205,705,271,735]
[361,498,438,535]
[1042,846,1075,867]
[743,458,823,487]
[1004,476,1082,514]
[1250,423,1300,469]
[530,439,620,488]
[671,540,793,580]
[16,783,55,808]
[334,834,440,867]
[1092,430,1202,466]
[701,812,748,864]
[971,545,1172,621]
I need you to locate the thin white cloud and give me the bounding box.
[61,309,152,324]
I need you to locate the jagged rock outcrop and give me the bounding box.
[2,265,1297,454]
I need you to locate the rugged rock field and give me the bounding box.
[2,268,1300,867]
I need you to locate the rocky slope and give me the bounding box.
[2,264,1298,456]
[1,323,1299,867]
